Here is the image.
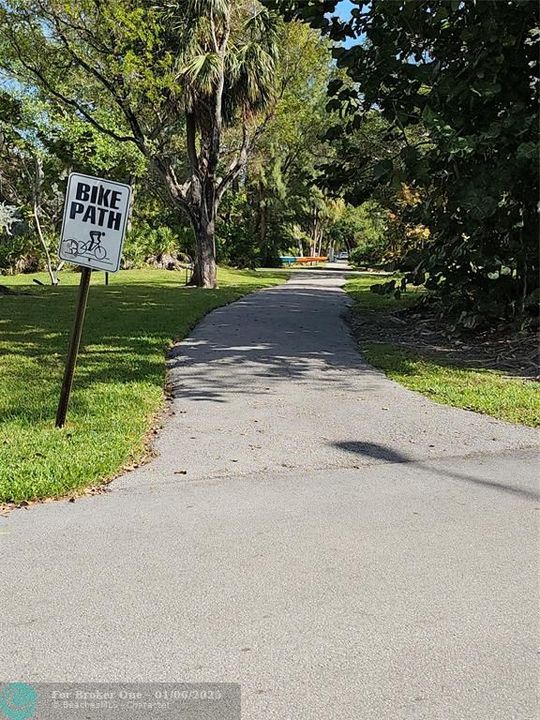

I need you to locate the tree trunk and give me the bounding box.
[33,157,58,286]
[258,181,268,264]
[517,216,527,319]
[190,216,217,288]
[154,158,217,289]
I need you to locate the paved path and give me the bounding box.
[1,273,538,719]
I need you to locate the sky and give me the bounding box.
[335,0,363,48]
[336,0,355,21]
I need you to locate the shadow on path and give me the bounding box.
[332,440,540,501]
[166,284,383,403]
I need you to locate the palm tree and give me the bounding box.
[164,0,279,286]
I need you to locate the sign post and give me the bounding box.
[55,267,92,428]
[55,172,131,428]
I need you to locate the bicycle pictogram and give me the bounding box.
[63,230,108,261]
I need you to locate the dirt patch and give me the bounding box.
[348,306,539,381]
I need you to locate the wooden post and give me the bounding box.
[55,267,92,428]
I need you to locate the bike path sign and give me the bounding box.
[58,172,132,272]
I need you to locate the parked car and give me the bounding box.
[335,251,349,261]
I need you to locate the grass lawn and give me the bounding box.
[346,276,540,428]
[0,267,287,503]
[345,274,424,311]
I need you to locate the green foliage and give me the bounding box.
[333,201,388,265]
[0,232,33,273]
[0,7,344,276]
[215,21,339,267]
[216,190,259,268]
[346,274,422,312]
[0,85,151,276]
[123,224,191,266]
[4,0,534,323]
[267,0,540,330]
[0,0,285,287]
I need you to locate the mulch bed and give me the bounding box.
[348,305,539,381]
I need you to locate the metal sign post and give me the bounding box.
[55,172,132,428]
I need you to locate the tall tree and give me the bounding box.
[266,0,540,329]
[0,0,279,287]
[237,21,338,263]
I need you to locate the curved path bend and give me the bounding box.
[118,272,537,484]
[1,272,538,720]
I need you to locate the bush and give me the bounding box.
[123,223,192,266]
[0,230,41,274]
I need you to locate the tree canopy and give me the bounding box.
[264,0,540,329]
[1,0,284,286]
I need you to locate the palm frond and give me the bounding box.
[184,0,230,21]
[181,52,221,95]
[244,7,279,45]
[162,0,229,21]
[230,41,276,106]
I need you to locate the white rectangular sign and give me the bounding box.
[58,172,132,273]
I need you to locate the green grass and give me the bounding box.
[345,276,540,428]
[0,267,287,503]
[364,344,540,427]
[345,273,424,311]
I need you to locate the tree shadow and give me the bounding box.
[0,281,273,422]
[165,283,382,403]
[332,440,540,501]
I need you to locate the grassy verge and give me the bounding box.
[345,276,540,428]
[364,344,539,427]
[0,267,287,503]
[345,274,424,311]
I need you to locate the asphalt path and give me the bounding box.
[1,272,538,719]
